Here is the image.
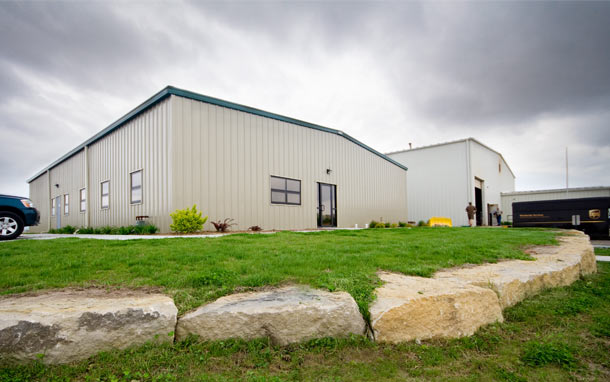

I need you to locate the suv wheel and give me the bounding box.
[0,212,24,241]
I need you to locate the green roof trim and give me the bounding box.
[27,86,407,183]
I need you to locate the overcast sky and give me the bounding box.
[2,1,609,197]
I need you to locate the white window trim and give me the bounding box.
[63,194,69,216]
[101,180,110,210]
[130,169,143,205]
[79,188,86,213]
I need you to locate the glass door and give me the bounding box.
[318,183,337,227]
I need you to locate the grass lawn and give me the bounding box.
[0,227,556,316]
[1,252,607,381]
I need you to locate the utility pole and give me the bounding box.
[566,147,569,198]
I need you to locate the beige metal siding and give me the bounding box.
[171,95,407,230]
[46,150,87,229]
[87,98,173,230]
[27,174,49,233]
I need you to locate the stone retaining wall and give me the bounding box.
[0,231,596,364]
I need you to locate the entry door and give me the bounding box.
[55,196,61,229]
[317,183,337,227]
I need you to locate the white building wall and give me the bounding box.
[501,187,610,222]
[469,141,516,224]
[170,95,408,231]
[387,141,469,226]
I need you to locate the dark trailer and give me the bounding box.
[513,197,610,239]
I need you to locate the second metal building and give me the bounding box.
[387,138,515,226]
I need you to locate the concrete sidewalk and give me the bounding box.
[10,227,364,241]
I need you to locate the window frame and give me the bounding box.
[101,180,110,210]
[79,188,86,213]
[63,194,69,215]
[270,175,301,206]
[51,198,56,216]
[130,169,143,205]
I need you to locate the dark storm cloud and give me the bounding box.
[401,2,610,126]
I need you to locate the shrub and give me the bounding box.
[48,225,77,234]
[418,220,427,227]
[374,222,386,228]
[390,223,398,228]
[170,205,208,233]
[248,225,262,232]
[369,220,379,228]
[75,224,159,235]
[398,221,407,228]
[384,222,391,228]
[211,218,236,232]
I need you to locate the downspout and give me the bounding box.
[466,139,472,203]
[85,145,90,227]
[47,169,51,231]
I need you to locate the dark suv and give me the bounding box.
[0,194,40,240]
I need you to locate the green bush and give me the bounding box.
[74,224,158,235]
[418,220,428,227]
[384,222,391,228]
[170,204,208,233]
[390,223,398,228]
[368,220,379,228]
[398,221,407,228]
[48,225,77,234]
[374,222,386,228]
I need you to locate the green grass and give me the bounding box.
[1,255,607,381]
[0,227,556,316]
[594,247,610,256]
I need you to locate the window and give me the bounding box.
[63,194,69,215]
[51,198,56,216]
[101,181,109,209]
[80,188,86,212]
[130,170,142,204]
[270,176,301,205]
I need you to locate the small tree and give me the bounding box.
[170,205,208,233]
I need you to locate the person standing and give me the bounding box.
[496,209,503,226]
[466,202,477,227]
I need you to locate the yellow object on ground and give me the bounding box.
[429,217,452,227]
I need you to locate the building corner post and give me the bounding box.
[85,145,90,227]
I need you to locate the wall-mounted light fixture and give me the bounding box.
[55,184,59,188]
[326,169,332,175]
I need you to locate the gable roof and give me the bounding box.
[28,86,407,182]
[386,137,515,178]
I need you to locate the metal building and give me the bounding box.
[27,86,408,233]
[386,138,515,226]
[501,186,610,222]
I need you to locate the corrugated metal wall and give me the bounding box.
[87,98,172,230]
[170,95,408,230]
[469,141,516,224]
[501,187,610,222]
[388,141,470,225]
[28,98,173,232]
[388,139,515,226]
[27,173,49,233]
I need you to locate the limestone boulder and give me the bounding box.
[176,286,366,345]
[0,290,177,364]
[434,231,596,308]
[370,272,503,343]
